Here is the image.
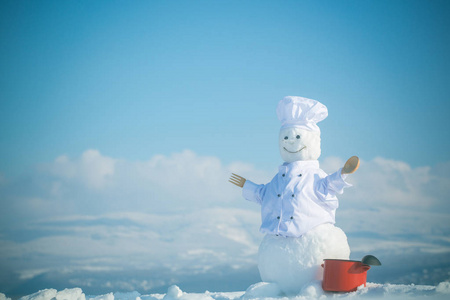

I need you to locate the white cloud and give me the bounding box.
[50,149,116,190]
[319,156,450,257]
[3,150,450,242]
[321,156,448,212]
[15,149,271,218]
[0,150,449,291]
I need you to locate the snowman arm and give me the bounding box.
[316,169,352,198]
[242,180,265,205]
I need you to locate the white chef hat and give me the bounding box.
[276,96,328,132]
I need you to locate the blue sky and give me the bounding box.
[1,0,450,297]
[1,0,449,176]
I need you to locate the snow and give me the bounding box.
[163,286,183,300]
[258,224,350,295]
[6,288,85,300]
[436,281,450,293]
[242,282,283,299]
[2,281,449,300]
[88,294,114,300]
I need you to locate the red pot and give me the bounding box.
[322,259,371,292]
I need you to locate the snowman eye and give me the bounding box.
[284,136,288,140]
[296,135,300,139]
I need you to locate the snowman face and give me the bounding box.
[279,127,321,162]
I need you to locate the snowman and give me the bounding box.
[229,96,359,295]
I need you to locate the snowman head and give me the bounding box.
[279,127,321,162]
[277,96,328,162]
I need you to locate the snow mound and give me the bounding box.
[298,281,325,298]
[57,289,86,300]
[163,286,183,300]
[436,281,450,294]
[17,289,85,300]
[242,282,283,299]
[88,294,114,300]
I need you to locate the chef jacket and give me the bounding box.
[242,160,351,237]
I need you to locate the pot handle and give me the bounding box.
[321,264,324,268]
[362,265,371,271]
[361,255,382,266]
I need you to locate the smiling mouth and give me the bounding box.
[283,146,306,153]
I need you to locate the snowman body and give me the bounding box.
[258,224,350,295]
[243,156,351,294]
[242,97,352,295]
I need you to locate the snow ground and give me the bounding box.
[2,281,450,300]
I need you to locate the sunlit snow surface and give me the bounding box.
[2,281,450,300]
